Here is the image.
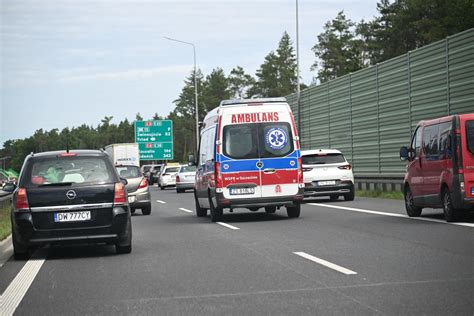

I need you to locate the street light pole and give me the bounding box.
[296,0,301,138]
[164,37,199,156]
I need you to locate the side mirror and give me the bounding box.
[120,178,128,186]
[2,183,16,193]
[400,146,409,161]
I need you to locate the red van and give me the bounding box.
[400,114,474,222]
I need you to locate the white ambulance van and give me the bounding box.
[193,98,304,222]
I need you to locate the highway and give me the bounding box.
[0,186,473,315]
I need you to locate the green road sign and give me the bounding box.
[138,142,173,160]
[134,120,173,160]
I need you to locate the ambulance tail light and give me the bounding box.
[215,162,223,191]
[298,158,304,188]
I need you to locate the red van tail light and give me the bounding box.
[138,178,148,189]
[215,162,223,189]
[338,164,352,170]
[114,183,127,205]
[15,188,30,210]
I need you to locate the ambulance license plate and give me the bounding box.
[229,187,255,195]
[318,180,336,186]
[54,211,91,222]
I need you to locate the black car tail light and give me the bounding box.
[114,183,127,205]
[15,188,30,210]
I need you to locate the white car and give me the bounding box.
[158,165,181,190]
[301,149,354,201]
[175,165,197,193]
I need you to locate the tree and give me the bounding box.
[202,68,231,112]
[254,32,298,97]
[311,11,363,83]
[228,66,256,99]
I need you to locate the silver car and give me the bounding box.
[116,165,152,215]
[175,165,197,193]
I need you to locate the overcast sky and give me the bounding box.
[0,0,379,147]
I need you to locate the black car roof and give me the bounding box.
[28,149,107,158]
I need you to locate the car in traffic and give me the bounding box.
[140,164,157,181]
[148,164,163,185]
[115,164,151,215]
[8,150,132,259]
[301,149,355,201]
[193,97,304,222]
[158,165,181,190]
[175,165,197,193]
[400,113,474,222]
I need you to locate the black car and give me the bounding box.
[8,150,132,259]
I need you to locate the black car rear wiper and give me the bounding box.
[38,182,74,187]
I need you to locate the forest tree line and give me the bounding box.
[2,0,472,170]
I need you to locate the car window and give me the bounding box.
[466,120,474,154]
[224,124,258,159]
[422,124,439,160]
[438,121,452,159]
[165,167,180,173]
[223,122,294,159]
[302,153,345,164]
[411,126,422,158]
[180,165,196,173]
[25,156,115,187]
[116,166,142,179]
[259,122,294,158]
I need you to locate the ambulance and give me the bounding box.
[193,98,304,222]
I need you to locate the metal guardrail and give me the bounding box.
[0,194,12,209]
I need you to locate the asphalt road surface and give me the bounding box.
[0,186,473,315]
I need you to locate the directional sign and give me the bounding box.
[134,120,173,160]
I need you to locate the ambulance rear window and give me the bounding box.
[224,125,258,159]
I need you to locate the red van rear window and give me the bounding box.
[466,120,474,154]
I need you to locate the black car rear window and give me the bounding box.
[302,153,345,164]
[116,166,142,179]
[23,156,116,187]
[467,120,474,154]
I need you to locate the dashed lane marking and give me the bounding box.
[179,208,193,213]
[216,222,240,230]
[308,203,474,228]
[0,250,47,315]
[293,251,357,275]
[156,200,166,204]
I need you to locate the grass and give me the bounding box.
[0,202,12,241]
[356,190,404,200]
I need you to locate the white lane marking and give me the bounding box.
[179,208,193,213]
[0,245,13,268]
[293,252,357,275]
[156,200,166,204]
[0,251,46,315]
[216,222,240,230]
[308,203,474,228]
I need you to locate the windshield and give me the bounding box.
[302,153,346,164]
[467,120,474,154]
[24,156,115,187]
[116,166,142,179]
[223,122,294,159]
[180,165,196,173]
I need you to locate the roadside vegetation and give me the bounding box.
[0,202,11,241]
[356,190,404,200]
